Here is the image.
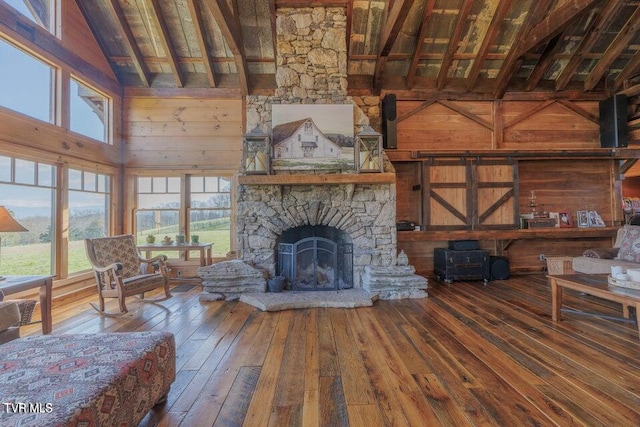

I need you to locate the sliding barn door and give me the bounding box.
[424,159,518,230]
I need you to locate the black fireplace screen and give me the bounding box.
[278,237,353,291]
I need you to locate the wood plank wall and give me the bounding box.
[393,99,622,274]
[124,97,243,171]
[396,100,600,150]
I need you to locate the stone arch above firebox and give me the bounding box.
[237,183,397,287]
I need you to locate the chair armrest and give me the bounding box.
[139,254,168,268]
[582,248,619,259]
[91,262,124,274]
[0,301,21,330]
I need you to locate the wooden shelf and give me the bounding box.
[397,227,618,242]
[238,172,396,185]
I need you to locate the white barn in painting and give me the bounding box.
[272,118,341,159]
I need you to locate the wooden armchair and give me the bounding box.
[85,234,172,316]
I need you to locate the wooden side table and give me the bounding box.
[0,275,53,334]
[137,243,213,267]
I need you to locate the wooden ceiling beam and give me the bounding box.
[435,0,473,90]
[406,0,436,89]
[618,82,640,98]
[517,0,599,57]
[92,0,151,87]
[614,49,640,92]
[203,0,248,96]
[584,5,640,91]
[493,0,555,99]
[186,0,216,88]
[465,0,512,92]
[555,0,622,91]
[373,0,415,93]
[524,33,562,92]
[145,0,184,87]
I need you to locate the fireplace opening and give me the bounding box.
[276,225,353,291]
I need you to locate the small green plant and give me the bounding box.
[146,234,156,244]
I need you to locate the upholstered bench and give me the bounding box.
[0,331,175,426]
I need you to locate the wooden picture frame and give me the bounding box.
[576,210,589,227]
[558,211,573,228]
[549,212,560,227]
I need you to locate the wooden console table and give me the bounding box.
[548,274,640,338]
[137,243,213,267]
[0,275,53,334]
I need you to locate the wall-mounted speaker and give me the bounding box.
[382,94,397,149]
[599,94,628,148]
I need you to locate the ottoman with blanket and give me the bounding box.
[0,331,175,426]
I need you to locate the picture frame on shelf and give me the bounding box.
[558,211,573,228]
[577,210,589,228]
[549,212,560,227]
[588,210,606,227]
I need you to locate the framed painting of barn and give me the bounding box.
[271,104,355,171]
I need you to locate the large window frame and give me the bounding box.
[0,152,116,279]
[0,36,114,145]
[2,0,58,36]
[0,37,56,124]
[67,167,111,274]
[69,75,112,144]
[133,174,233,258]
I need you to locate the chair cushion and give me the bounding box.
[123,273,167,294]
[90,234,142,279]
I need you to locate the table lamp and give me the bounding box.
[0,206,28,281]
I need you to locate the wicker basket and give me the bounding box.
[608,275,640,290]
[546,256,575,275]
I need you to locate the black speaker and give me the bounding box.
[599,94,628,148]
[490,256,510,280]
[382,94,397,149]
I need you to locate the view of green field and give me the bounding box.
[0,218,231,276]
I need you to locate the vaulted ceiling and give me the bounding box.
[74,0,640,99]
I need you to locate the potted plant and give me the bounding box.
[191,234,199,244]
[146,234,156,244]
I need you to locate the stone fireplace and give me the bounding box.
[237,179,396,289]
[226,5,427,301]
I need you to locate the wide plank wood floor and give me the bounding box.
[21,274,640,426]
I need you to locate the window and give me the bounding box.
[70,77,109,143]
[3,0,55,33]
[134,175,231,258]
[136,177,181,244]
[0,155,56,276]
[68,168,110,274]
[190,176,231,257]
[0,38,54,123]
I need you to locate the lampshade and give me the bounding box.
[0,206,28,232]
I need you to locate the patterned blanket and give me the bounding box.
[0,332,175,426]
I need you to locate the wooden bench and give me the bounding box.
[0,331,175,426]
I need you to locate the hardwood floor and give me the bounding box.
[22,274,640,426]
